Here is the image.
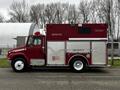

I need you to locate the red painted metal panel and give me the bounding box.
[46,24,108,41]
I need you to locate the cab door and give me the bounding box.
[26,36,45,66]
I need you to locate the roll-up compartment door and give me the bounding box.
[47,42,65,65]
[92,41,106,64]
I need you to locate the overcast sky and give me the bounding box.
[0,0,80,20]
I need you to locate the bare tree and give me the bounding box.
[44,3,70,24]
[44,3,58,24]
[30,3,79,24]
[78,1,91,23]
[30,4,45,24]
[78,0,102,23]
[99,0,116,65]
[116,0,120,41]
[88,0,101,23]
[54,3,69,24]
[67,4,79,24]
[0,14,4,22]
[9,0,30,22]
[30,3,71,25]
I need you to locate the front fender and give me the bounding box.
[8,52,29,64]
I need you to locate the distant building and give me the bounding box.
[0,23,32,48]
[107,42,120,56]
[14,36,27,47]
[0,23,45,48]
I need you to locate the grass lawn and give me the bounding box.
[0,58,120,68]
[0,58,10,68]
[108,59,120,67]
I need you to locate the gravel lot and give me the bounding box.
[0,68,120,90]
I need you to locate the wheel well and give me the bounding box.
[69,56,88,66]
[12,55,27,63]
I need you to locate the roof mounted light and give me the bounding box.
[78,23,82,27]
[34,32,41,36]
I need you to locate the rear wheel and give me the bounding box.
[11,58,27,72]
[70,59,86,72]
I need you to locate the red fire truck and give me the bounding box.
[7,24,108,72]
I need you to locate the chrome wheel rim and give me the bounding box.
[14,60,24,71]
[73,60,83,71]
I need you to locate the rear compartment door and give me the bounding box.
[92,41,106,64]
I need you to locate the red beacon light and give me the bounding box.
[34,32,41,36]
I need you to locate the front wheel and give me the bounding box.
[11,58,27,72]
[70,59,86,72]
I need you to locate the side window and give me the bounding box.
[33,37,41,45]
[114,43,119,49]
[107,43,111,49]
[78,27,91,34]
[107,43,119,49]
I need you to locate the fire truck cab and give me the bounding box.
[7,24,108,72]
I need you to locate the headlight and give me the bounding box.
[8,51,11,54]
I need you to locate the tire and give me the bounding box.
[11,58,27,72]
[70,59,86,72]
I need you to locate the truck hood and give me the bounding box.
[8,46,26,53]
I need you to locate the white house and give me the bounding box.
[0,23,32,48]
